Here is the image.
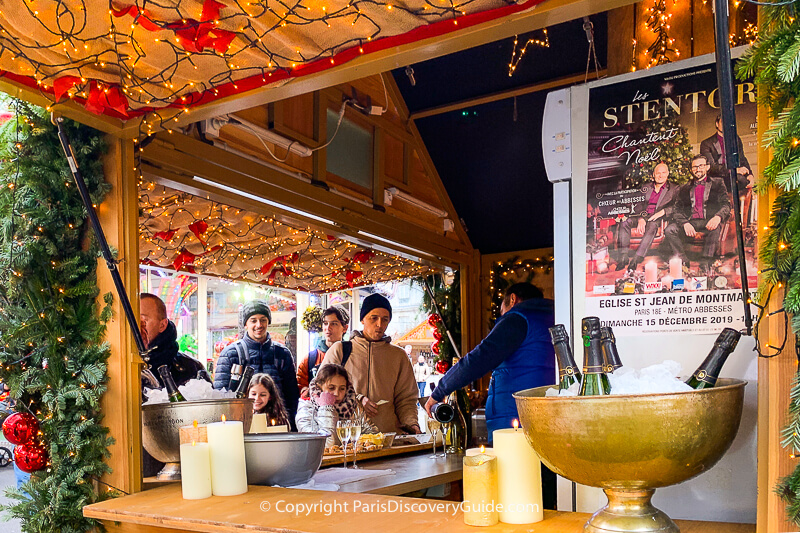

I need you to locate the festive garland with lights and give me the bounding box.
[0,101,116,531]
[420,273,460,369]
[0,0,544,136]
[737,3,800,524]
[488,256,554,325]
[139,182,435,292]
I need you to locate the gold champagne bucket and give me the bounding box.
[514,378,746,533]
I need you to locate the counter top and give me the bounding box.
[84,484,755,533]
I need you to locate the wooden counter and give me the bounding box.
[334,452,462,495]
[84,484,755,533]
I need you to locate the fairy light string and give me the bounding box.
[139,181,437,292]
[0,0,535,136]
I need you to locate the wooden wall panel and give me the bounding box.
[384,133,405,183]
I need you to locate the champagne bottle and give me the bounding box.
[578,317,611,396]
[456,387,473,447]
[686,328,741,389]
[235,366,255,399]
[549,324,582,389]
[600,326,623,374]
[430,402,455,423]
[228,363,244,392]
[446,393,468,453]
[157,365,186,402]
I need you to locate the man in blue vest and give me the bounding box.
[424,282,556,507]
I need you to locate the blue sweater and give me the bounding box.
[432,298,556,438]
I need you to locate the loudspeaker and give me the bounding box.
[542,88,572,183]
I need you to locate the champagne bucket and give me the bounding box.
[514,378,746,533]
[142,398,253,480]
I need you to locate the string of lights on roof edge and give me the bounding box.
[0,0,545,137]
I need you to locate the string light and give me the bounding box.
[488,256,554,321]
[507,29,549,77]
[140,182,437,292]
[0,0,502,135]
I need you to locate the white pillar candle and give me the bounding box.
[644,261,658,283]
[463,453,499,526]
[466,447,495,457]
[206,417,248,496]
[669,256,683,279]
[265,424,289,433]
[493,423,543,524]
[179,441,212,500]
[250,413,268,433]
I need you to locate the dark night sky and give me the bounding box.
[391,14,607,254]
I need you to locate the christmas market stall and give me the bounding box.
[0,0,795,532]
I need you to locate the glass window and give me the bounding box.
[357,280,424,341]
[139,267,200,360]
[326,109,372,188]
[140,266,298,373]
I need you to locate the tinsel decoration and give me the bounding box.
[301,306,323,333]
[737,3,800,525]
[0,101,117,531]
[420,273,460,366]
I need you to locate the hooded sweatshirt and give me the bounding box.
[321,331,418,433]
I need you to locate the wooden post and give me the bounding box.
[98,136,142,494]
[756,48,795,532]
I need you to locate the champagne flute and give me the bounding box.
[427,418,441,458]
[440,421,450,458]
[336,420,351,468]
[349,420,362,469]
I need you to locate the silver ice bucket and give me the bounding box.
[142,398,253,480]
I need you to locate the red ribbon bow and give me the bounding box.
[259,252,299,275]
[113,0,235,54]
[53,77,129,117]
[188,220,209,246]
[167,0,235,54]
[153,229,177,241]
[111,5,160,31]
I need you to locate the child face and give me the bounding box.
[248,383,270,412]
[322,375,347,404]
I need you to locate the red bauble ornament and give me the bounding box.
[427,314,441,327]
[14,443,48,473]
[2,413,39,446]
[435,360,451,374]
[431,341,440,355]
[432,328,443,341]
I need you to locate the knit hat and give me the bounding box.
[360,293,392,321]
[241,300,272,327]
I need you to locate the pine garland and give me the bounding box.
[737,2,800,523]
[0,101,117,532]
[420,273,460,364]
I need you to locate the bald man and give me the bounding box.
[617,162,678,272]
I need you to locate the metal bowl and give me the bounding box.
[142,399,253,479]
[514,378,746,533]
[244,432,327,486]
